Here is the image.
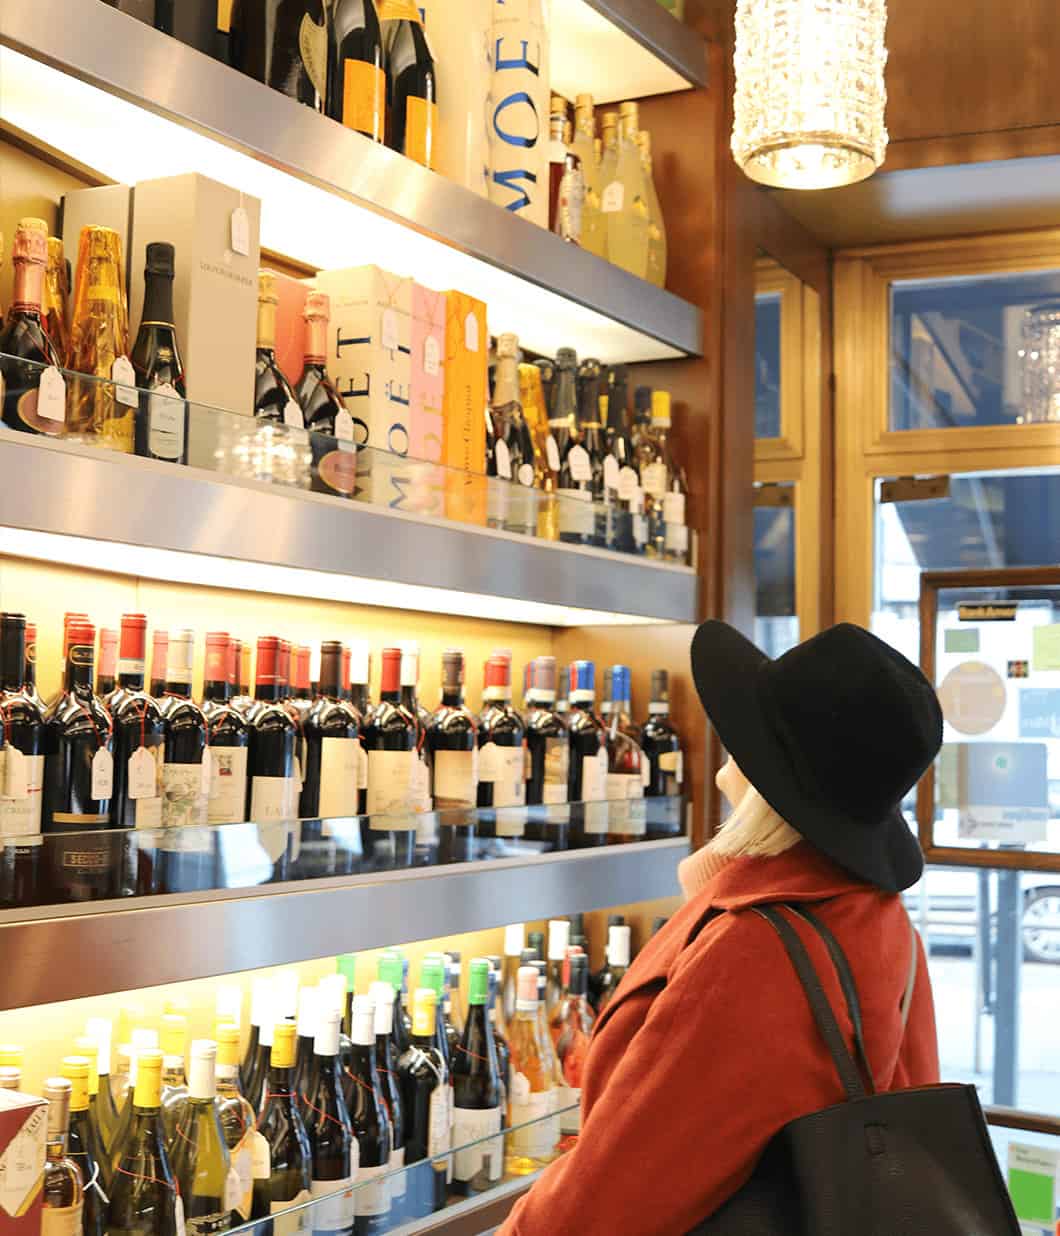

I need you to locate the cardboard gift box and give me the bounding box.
[408,283,447,518]
[443,290,488,525]
[0,1090,47,1236]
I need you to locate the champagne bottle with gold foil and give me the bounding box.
[518,362,557,541]
[571,96,605,260]
[42,237,71,366]
[380,0,438,167]
[68,225,134,452]
[637,130,667,289]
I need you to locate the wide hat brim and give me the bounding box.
[691,621,924,893]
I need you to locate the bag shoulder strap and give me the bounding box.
[753,905,867,1102]
[901,912,918,1030]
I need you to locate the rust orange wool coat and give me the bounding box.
[498,842,941,1236]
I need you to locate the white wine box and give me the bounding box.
[129,173,261,453]
[314,265,414,509]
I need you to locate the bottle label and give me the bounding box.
[230,1135,255,1219]
[424,335,441,377]
[542,738,569,804]
[617,466,639,502]
[250,774,297,823]
[405,95,438,168]
[134,794,163,829]
[452,1106,503,1183]
[271,1190,312,1236]
[148,384,184,460]
[662,490,686,527]
[162,762,208,831]
[659,748,684,786]
[601,181,624,213]
[494,437,512,480]
[229,207,250,258]
[557,1084,582,1134]
[352,1163,389,1218]
[665,521,689,556]
[567,444,592,482]
[580,743,607,802]
[641,461,668,498]
[41,1203,83,1236]
[318,737,360,817]
[432,749,478,809]
[309,1174,356,1232]
[556,488,594,537]
[606,773,646,836]
[427,1084,451,1159]
[91,747,114,801]
[510,1088,553,1158]
[603,454,620,493]
[249,1130,270,1180]
[545,434,561,472]
[341,60,386,142]
[128,744,161,800]
[208,745,249,825]
[0,752,43,838]
[479,744,525,807]
[388,1146,406,1199]
[299,11,328,98]
[365,749,416,825]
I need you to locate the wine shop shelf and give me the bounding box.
[0,832,689,1011]
[0,432,698,625]
[0,0,703,364]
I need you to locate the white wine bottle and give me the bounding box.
[169,1041,234,1236]
[638,130,668,288]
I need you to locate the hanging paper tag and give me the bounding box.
[335,409,355,441]
[545,434,561,472]
[495,438,512,479]
[382,308,399,353]
[200,747,213,797]
[568,444,592,482]
[603,455,620,492]
[517,462,535,487]
[230,207,250,256]
[37,366,67,422]
[283,399,304,430]
[174,1193,187,1236]
[601,181,624,213]
[112,356,138,407]
[91,747,114,801]
[617,466,639,502]
[424,335,441,376]
[641,757,651,788]
[128,746,157,800]
[4,747,28,800]
[464,312,479,353]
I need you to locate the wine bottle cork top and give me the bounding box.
[13,219,48,264]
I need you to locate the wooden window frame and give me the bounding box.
[754,258,807,462]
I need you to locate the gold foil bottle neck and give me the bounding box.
[46,236,65,265]
[619,100,639,122]
[82,224,121,259]
[13,218,48,264]
[575,92,594,110]
[258,269,279,305]
[637,130,652,157]
[550,94,567,115]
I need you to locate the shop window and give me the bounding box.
[754,291,782,439]
[753,483,797,656]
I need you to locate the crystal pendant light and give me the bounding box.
[732,0,889,190]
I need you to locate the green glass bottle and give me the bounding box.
[61,1056,105,1236]
[169,1040,233,1236]
[84,1018,121,1161]
[108,1049,182,1236]
[303,1007,356,1236]
[452,959,504,1196]
[254,1023,312,1225]
[397,988,449,1221]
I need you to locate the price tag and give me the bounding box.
[224,1166,243,1213]
[603,454,620,492]
[112,356,138,407]
[175,1193,187,1236]
[335,409,354,441]
[91,747,114,801]
[382,308,399,353]
[676,750,684,785]
[617,466,639,502]
[424,335,440,376]
[663,490,686,525]
[545,434,561,473]
[37,366,67,422]
[641,461,668,498]
[596,746,610,784]
[4,747,28,800]
[601,181,624,213]
[641,758,651,788]
[517,462,535,487]
[568,444,591,482]
[128,746,157,800]
[230,206,251,256]
[495,438,512,479]
[464,312,479,353]
[200,746,212,796]
[283,399,305,430]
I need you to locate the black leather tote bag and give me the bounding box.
[689,904,1021,1236]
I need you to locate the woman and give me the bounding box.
[499,620,943,1235]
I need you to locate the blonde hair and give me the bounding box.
[709,786,802,860]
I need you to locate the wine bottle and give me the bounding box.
[72,1035,111,1181]
[500,923,524,1029]
[505,966,555,1173]
[649,391,689,562]
[93,628,116,698]
[347,642,371,816]
[254,271,302,427]
[61,1055,105,1236]
[256,1023,313,1226]
[108,1049,182,1236]
[159,1014,190,1148]
[593,923,631,1014]
[548,97,584,244]
[397,988,448,1221]
[638,129,667,288]
[109,1027,160,1177]
[377,952,410,1059]
[41,1077,85,1236]
[241,977,271,1100]
[544,921,570,1014]
[641,669,684,840]
[0,218,63,435]
[418,957,452,1084]
[570,96,605,259]
[299,639,360,823]
[344,994,392,1234]
[247,636,298,883]
[566,661,608,845]
[304,1006,356,1236]
[131,241,188,465]
[451,958,503,1196]
[425,649,477,865]
[600,105,650,280]
[380,1,437,166]
[42,236,71,365]
[41,619,117,903]
[292,986,319,1102]
[552,952,593,1138]
[488,333,536,536]
[604,664,647,843]
[368,980,407,1215]
[169,1040,233,1236]
[201,632,251,830]
[68,224,134,452]
[522,656,568,850]
[526,932,544,961]
[215,1023,261,1227]
[530,960,564,1150]
[229,0,323,107]
[361,647,417,871]
[0,613,46,908]
[476,654,526,843]
[517,362,556,540]
[84,1018,120,1159]
[483,957,511,1117]
[149,629,168,699]
[296,292,359,500]
[22,620,42,710]
[550,350,593,547]
[327,0,386,142]
[446,951,464,1038]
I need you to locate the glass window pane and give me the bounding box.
[754,292,782,439]
[890,268,1060,431]
[754,484,798,655]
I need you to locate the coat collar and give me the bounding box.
[697,841,873,912]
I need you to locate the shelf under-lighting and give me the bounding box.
[0,0,702,363]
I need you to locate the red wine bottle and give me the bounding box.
[41,620,117,903]
[0,612,46,908]
[95,628,118,697]
[131,242,187,465]
[247,636,298,883]
[523,655,570,850]
[201,633,250,828]
[296,292,359,500]
[343,995,393,1232]
[476,654,526,845]
[0,218,63,436]
[328,0,386,142]
[23,621,43,711]
[566,660,608,847]
[361,647,417,871]
[108,614,165,842]
[426,650,477,865]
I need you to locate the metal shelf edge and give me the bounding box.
[0,840,688,1010]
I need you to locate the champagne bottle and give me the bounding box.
[0,218,63,436]
[296,292,359,499]
[61,1056,105,1236]
[397,988,448,1220]
[505,966,555,1173]
[344,994,392,1234]
[68,225,134,452]
[256,1023,312,1224]
[517,362,556,540]
[328,0,386,142]
[214,1024,261,1227]
[380,1,437,166]
[229,0,324,108]
[452,959,503,1195]
[304,1007,356,1236]
[638,130,668,288]
[170,1040,233,1236]
[42,236,71,365]
[571,96,606,260]
[132,242,187,464]
[600,105,650,279]
[41,1077,85,1236]
[108,1050,182,1236]
[254,271,301,425]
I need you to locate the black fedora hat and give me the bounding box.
[690,621,943,893]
